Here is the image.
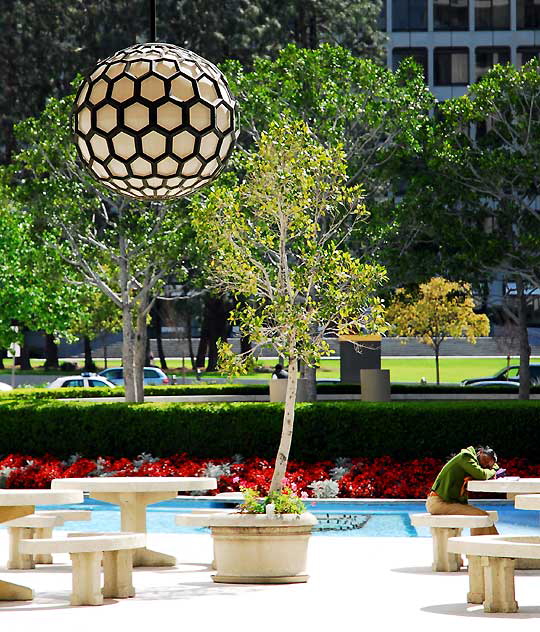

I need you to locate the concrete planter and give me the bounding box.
[268,378,310,402]
[209,512,318,584]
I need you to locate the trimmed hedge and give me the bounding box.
[3,381,538,400]
[1,400,539,461]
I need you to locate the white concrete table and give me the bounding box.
[0,489,84,601]
[468,478,540,569]
[51,477,217,567]
[468,478,540,496]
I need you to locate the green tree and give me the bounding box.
[192,120,387,491]
[386,277,490,384]
[222,46,433,394]
[431,61,540,398]
[8,89,191,402]
[0,196,84,358]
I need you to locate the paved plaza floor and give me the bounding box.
[2,531,540,631]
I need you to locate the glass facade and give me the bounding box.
[475,47,511,80]
[392,48,429,77]
[475,0,510,28]
[434,0,469,29]
[517,0,540,27]
[517,46,540,65]
[378,0,387,30]
[392,0,428,30]
[434,48,469,84]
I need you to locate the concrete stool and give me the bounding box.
[19,532,145,606]
[5,509,92,568]
[410,512,498,571]
[34,510,92,564]
[5,514,58,570]
[448,535,540,613]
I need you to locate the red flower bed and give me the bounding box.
[0,453,539,497]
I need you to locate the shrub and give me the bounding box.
[0,400,540,460]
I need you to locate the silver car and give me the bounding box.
[48,374,116,389]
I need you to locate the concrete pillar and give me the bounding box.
[467,555,485,603]
[269,379,309,403]
[360,369,391,402]
[482,556,518,613]
[430,527,463,571]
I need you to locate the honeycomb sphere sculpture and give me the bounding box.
[73,42,238,200]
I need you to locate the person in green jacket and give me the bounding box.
[426,446,499,535]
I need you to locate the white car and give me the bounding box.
[47,374,116,389]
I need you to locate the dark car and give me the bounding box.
[461,364,540,386]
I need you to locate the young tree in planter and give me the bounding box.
[386,277,490,384]
[192,120,387,492]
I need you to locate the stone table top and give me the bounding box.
[51,477,217,493]
[0,489,84,506]
[468,478,540,494]
[515,495,540,510]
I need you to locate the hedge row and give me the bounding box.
[1,400,539,461]
[3,382,538,400]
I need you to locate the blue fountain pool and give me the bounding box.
[4,498,539,537]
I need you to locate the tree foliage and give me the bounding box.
[192,120,387,490]
[386,277,490,383]
[6,87,192,401]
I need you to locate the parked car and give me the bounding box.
[48,374,116,389]
[99,366,170,386]
[462,380,519,389]
[461,364,540,386]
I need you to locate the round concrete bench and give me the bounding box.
[410,511,498,572]
[5,509,92,568]
[34,510,92,564]
[448,535,540,613]
[19,532,145,606]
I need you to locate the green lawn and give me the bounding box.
[2,355,538,384]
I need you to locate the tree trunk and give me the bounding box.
[44,334,59,370]
[517,278,530,400]
[18,331,31,370]
[206,296,230,372]
[119,236,136,402]
[185,312,196,370]
[134,305,148,403]
[196,323,209,369]
[269,344,298,493]
[122,305,136,402]
[154,303,168,370]
[83,336,95,372]
[0,349,5,370]
[434,345,440,385]
[145,335,152,366]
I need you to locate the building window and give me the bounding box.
[392,0,428,30]
[475,0,510,29]
[378,0,387,31]
[392,48,428,78]
[517,0,540,28]
[517,46,540,66]
[434,48,469,85]
[475,47,510,81]
[434,0,469,29]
